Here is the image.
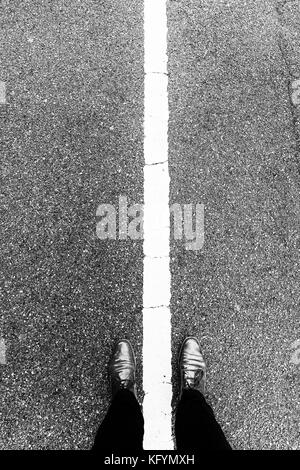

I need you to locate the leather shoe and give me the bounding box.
[179,336,206,397]
[109,340,137,398]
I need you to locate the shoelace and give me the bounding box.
[184,368,204,388]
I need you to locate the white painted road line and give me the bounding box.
[144,75,168,164]
[143,0,173,450]
[144,163,170,258]
[144,0,168,74]
[143,307,172,450]
[143,257,171,309]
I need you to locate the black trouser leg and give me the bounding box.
[93,390,144,452]
[175,389,232,451]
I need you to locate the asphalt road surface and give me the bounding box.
[0,0,299,450]
[0,0,144,450]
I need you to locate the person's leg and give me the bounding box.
[176,389,231,450]
[176,337,231,451]
[93,389,144,451]
[92,340,144,452]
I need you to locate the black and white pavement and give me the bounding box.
[0,0,299,450]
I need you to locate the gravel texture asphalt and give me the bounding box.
[0,0,299,450]
[169,0,300,450]
[0,0,144,449]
